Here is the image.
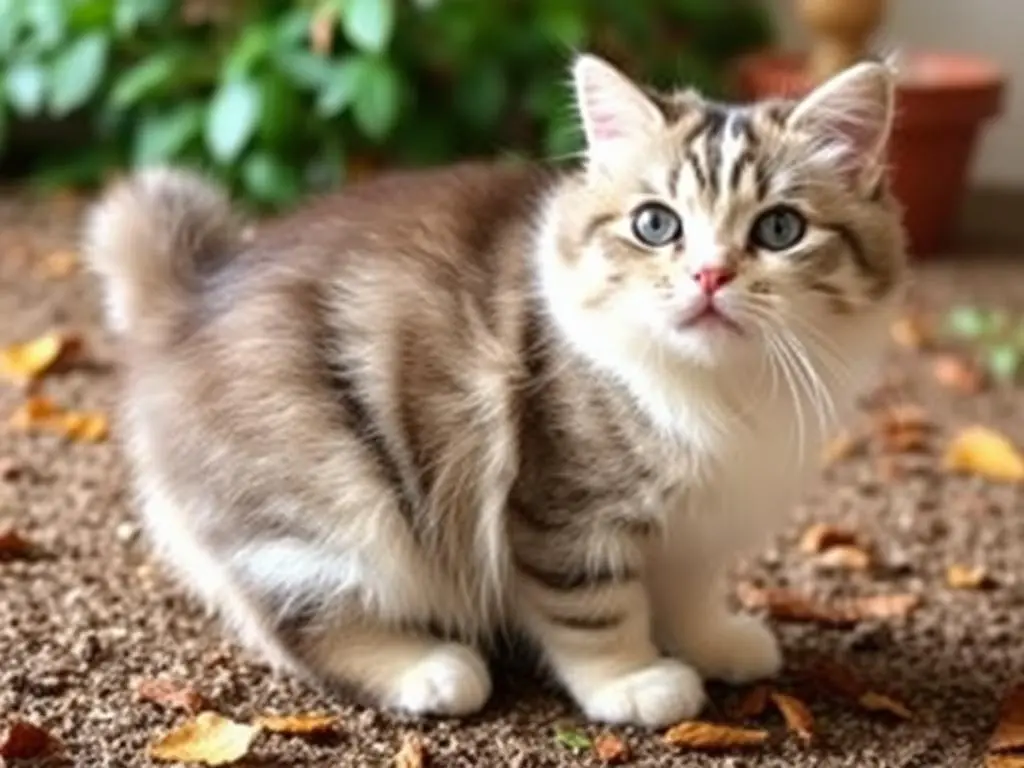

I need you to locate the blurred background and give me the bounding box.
[0,0,1016,255]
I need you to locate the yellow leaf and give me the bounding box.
[944,426,1024,482]
[663,721,769,751]
[946,564,995,590]
[252,712,337,735]
[9,398,109,443]
[0,331,81,383]
[149,712,260,766]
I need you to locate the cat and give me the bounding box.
[82,53,907,728]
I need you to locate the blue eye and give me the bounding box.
[631,202,682,247]
[750,205,807,251]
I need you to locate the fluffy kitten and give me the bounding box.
[83,54,907,728]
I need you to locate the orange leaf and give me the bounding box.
[0,331,81,384]
[987,756,1024,768]
[944,426,1024,482]
[0,719,54,759]
[858,691,913,720]
[38,249,78,279]
[0,525,33,560]
[135,678,208,714]
[149,712,260,766]
[798,523,859,554]
[394,732,428,768]
[736,584,919,627]
[732,685,770,719]
[252,712,337,736]
[946,564,995,590]
[933,354,984,394]
[770,692,814,745]
[990,683,1024,753]
[593,732,630,764]
[663,721,769,751]
[890,315,928,349]
[9,397,108,443]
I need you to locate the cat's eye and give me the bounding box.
[630,202,683,248]
[750,205,807,252]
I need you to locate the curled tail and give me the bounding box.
[83,167,242,345]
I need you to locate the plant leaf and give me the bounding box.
[109,51,179,109]
[205,79,262,163]
[48,32,110,117]
[25,0,65,48]
[149,712,260,765]
[352,57,401,141]
[316,56,365,118]
[242,151,301,206]
[663,721,769,751]
[340,0,395,54]
[5,60,47,117]
[133,104,204,166]
[114,0,170,35]
[943,425,1024,482]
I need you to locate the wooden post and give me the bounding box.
[795,0,888,83]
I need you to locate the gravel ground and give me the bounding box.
[1,187,1023,767]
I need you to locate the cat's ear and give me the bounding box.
[572,54,665,170]
[786,61,896,190]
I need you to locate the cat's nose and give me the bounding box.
[692,266,736,295]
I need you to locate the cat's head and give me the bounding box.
[539,53,908,379]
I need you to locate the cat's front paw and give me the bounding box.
[581,659,705,728]
[676,614,782,685]
[388,643,492,717]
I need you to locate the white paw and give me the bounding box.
[389,644,491,717]
[680,614,782,685]
[582,659,705,728]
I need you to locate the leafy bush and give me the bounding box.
[0,0,772,210]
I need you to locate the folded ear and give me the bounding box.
[786,61,896,190]
[572,54,665,171]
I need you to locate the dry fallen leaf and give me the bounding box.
[663,722,769,751]
[733,685,771,719]
[814,544,872,572]
[944,426,1024,482]
[822,432,863,466]
[736,584,919,627]
[253,712,337,736]
[986,756,1024,768]
[149,711,261,766]
[875,403,933,454]
[135,678,208,714]
[933,354,985,394]
[799,522,860,554]
[946,564,995,590]
[770,692,814,745]
[593,732,630,764]
[0,331,82,384]
[0,719,54,759]
[890,315,929,349]
[858,691,913,720]
[9,396,109,443]
[990,684,1024,753]
[0,525,33,560]
[39,249,78,279]
[394,732,428,768]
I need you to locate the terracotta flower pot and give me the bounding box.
[732,51,1006,256]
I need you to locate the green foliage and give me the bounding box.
[943,304,1024,385]
[0,0,772,211]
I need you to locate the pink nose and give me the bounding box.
[693,266,736,295]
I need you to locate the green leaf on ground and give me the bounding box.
[205,79,262,163]
[945,306,991,340]
[48,32,110,117]
[554,726,592,754]
[986,344,1022,384]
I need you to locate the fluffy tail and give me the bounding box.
[83,167,242,345]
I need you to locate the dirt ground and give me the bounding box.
[1,187,1023,768]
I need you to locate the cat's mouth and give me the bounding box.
[675,303,744,336]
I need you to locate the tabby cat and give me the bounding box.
[83,53,907,727]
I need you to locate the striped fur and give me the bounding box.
[82,55,907,728]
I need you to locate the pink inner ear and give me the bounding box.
[581,83,629,142]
